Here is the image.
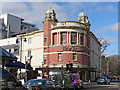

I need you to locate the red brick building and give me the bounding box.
[42,8,94,81]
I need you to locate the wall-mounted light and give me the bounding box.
[24,38,27,42]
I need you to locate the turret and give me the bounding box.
[43,7,58,23]
[78,10,90,25]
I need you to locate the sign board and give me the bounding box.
[63,46,83,52]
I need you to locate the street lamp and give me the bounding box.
[25,56,27,83]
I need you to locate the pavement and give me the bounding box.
[82,81,120,90]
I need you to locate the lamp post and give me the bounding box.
[107,60,109,75]
[95,65,97,80]
[25,56,27,83]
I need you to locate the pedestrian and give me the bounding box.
[42,76,46,79]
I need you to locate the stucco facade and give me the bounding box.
[19,30,44,69]
[90,32,101,80]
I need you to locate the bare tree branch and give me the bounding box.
[98,37,110,54]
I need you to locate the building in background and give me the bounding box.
[0,13,38,39]
[0,18,6,39]
[0,13,39,63]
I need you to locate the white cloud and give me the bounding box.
[1,2,70,29]
[1,2,118,31]
[111,22,119,32]
[1,2,89,29]
[1,0,120,2]
[103,36,116,44]
[102,50,117,56]
[94,25,110,34]
[102,50,112,56]
[90,4,117,13]
[94,22,119,34]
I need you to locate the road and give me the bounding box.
[81,82,120,90]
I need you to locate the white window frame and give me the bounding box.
[28,38,31,43]
[58,53,62,61]
[28,50,31,57]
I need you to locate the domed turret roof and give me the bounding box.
[46,7,55,14]
[78,10,87,17]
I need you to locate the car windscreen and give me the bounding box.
[25,80,44,86]
[100,77,107,79]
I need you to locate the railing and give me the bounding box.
[51,21,87,29]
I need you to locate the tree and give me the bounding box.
[101,55,119,76]
[98,37,110,54]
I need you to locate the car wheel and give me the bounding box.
[105,82,107,85]
[81,86,83,88]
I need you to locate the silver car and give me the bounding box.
[97,76,110,84]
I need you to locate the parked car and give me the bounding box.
[97,76,110,84]
[70,73,83,88]
[49,70,74,88]
[0,68,28,90]
[24,79,56,90]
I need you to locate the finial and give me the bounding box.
[50,7,52,10]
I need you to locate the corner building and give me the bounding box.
[43,8,92,81]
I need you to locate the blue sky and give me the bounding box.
[1,2,118,56]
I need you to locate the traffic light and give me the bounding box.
[66,63,73,71]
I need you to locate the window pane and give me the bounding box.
[28,38,31,43]
[28,50,31,57]
[80,33,83,45]
[58,53,62,61]
[45,37,47,43]
[73,53,76,61]
[44,48,47,51]
[72,33,75,42]
[62,33,66,42]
